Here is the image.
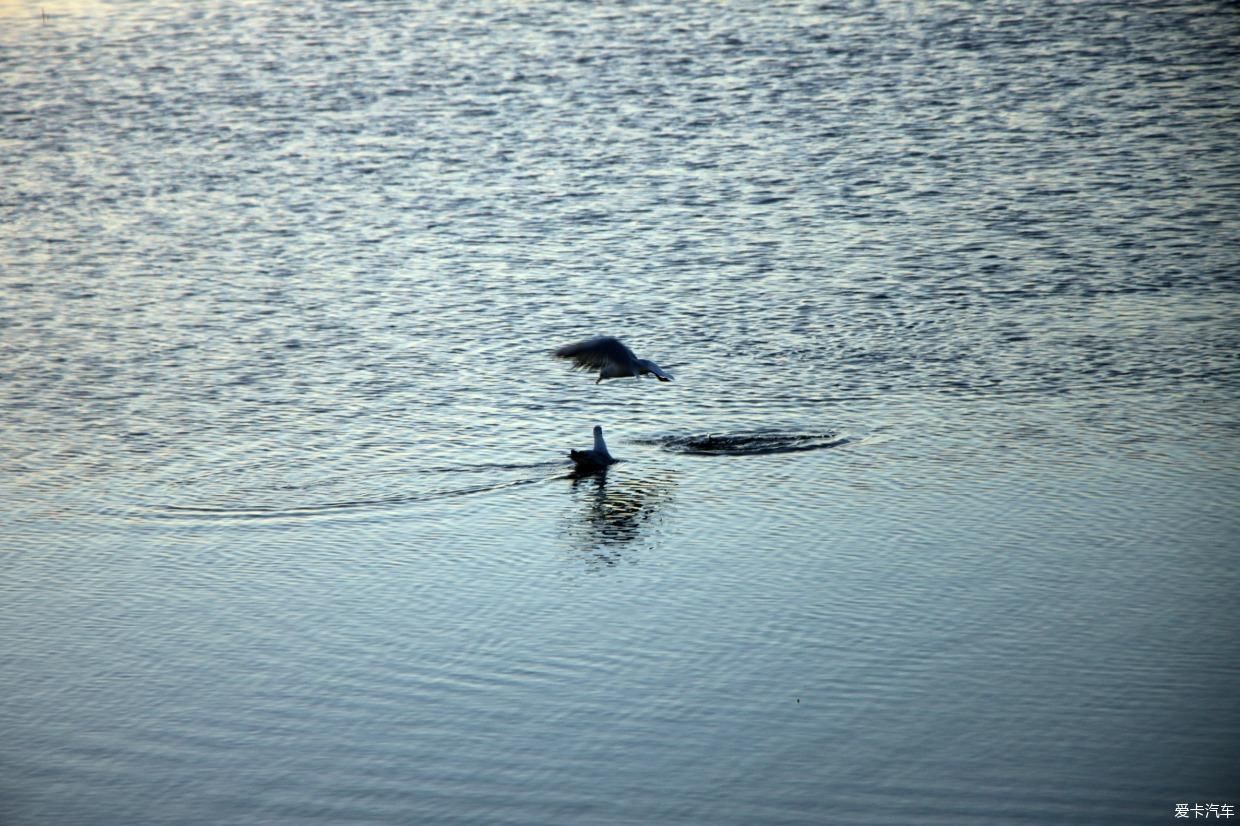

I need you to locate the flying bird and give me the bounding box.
[570,425,618,472]
[553,336,674,384]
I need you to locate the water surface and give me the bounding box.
[2,1,1238,824]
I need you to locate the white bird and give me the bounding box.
[554,336,674,384]
[570,425,617,472]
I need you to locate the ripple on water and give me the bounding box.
[652,430,850,456]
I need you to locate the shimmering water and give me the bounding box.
[3,1,1239,823]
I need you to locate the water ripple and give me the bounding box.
[651,430,850,456]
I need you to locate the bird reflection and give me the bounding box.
[566,468,676,563]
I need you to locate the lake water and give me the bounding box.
[2,1,1238,823]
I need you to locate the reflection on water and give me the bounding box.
[565,469,676,561]
[0,1,108,20]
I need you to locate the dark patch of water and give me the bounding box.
[653,431,849,456]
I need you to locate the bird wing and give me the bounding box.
[553,336,636,372]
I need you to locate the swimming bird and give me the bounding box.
[570,425,617,472]
[553,336,674,384]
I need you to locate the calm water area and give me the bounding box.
[2,1,1239,823]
